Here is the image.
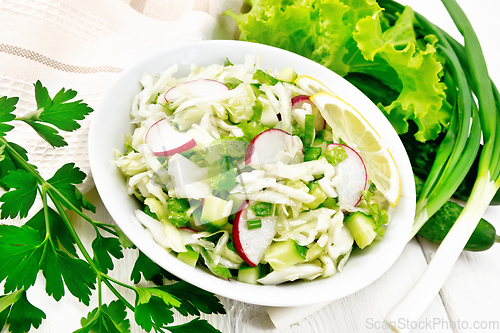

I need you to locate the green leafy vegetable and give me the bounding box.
[224,77,243,89]
[250,202,274,217]
[383,0,500,325]
[252,69,280,86]
[0,96,17,137]
[14,80,92,148]
[0,170,37,219]
[226,0,450,141]
[130,250,177,285]
[77,300,130,333]
[360,189,388,236]
[323,145,348,166]
[0,82,225,333]
[1,291,45,333]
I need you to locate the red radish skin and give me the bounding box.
[232,201,277,267]
[291,95,312,109]
[164,79,229,103]
[327,143,367,207]
[245,129,303,166]
[291,95,325,131]
[145,119,197,157]
[179,227,198,234]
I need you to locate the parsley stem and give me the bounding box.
[97,274,103,307]
[101,278,135,311]
[40,185,56,248]
[48,191,100,273]
[0,137,45,183]
[46,183,118,236]
[50,188,139,317]
[101,273,137,292]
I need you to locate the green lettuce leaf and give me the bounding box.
[352,6,450,141]
[226,0,451,142]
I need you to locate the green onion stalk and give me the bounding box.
[384,0,500,330]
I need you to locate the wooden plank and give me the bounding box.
[417,207,500,333]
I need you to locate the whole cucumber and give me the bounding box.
[417,200,499,251]
[414,175,499,251]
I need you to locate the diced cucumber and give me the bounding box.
[263,239,306,271]
[285,179,309,193]
[237,263,261,284]
[200,196,233,228]
[320,197,339,210]
[177,246,199,267]
[344,212,378,249]
[305,243,324,262]
[277,66,298,82]
[304,183,328,209]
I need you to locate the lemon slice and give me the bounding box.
[310,92,401,207]
[294,75,337,96]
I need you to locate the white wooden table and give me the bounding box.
[4,1,500,332]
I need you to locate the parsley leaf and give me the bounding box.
[0,141,31,190]
[47,163,96,213]
[34,80,92,132]
[130,251,178,285]
[0,170,38,219]
[0,96,18,137]
[0,225,43,293]
[167,317,222,333]
[160,281,226,317]
[3,290,46,333]
[134,288,175,332]
[41,248,96,304]
[77,300,130,333]
[34,80,51,110]
[25,207,77,257]
[92,233,124,274]
[0,82,226,333]
[23,120,67,148]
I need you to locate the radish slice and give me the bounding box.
[245,129,304,167]
[145,119,196,157]
[291,95,325,131]
[291,95,313,109]
[327,143,367,207]
[164,79,229,103]
[232,201,277,267]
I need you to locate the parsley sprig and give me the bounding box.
[0,82,225,333]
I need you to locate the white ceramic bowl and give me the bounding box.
[88,40,415,307]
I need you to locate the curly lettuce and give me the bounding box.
[225,0,451,142]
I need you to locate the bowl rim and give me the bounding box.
[88,39,415,307]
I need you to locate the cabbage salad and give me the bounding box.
[114,55,391,285]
